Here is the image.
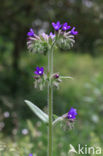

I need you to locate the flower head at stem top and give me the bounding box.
[29,154,33,156]
[34,67,44,76]
[70,27,78,35]
[62,22,71,31]
[52,21,62,31]
[68,108,77,120]
[27,28,35,37]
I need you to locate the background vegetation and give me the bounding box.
[0,0,103,155]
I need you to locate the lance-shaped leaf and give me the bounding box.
[24,100,49,123]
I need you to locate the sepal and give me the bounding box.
[56,32,75,51]
[34,73,47,90]
[51,73,62,88]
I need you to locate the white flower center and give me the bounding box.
[39,71,42,74]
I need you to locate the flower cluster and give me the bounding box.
[33,67,62,90]
[27,29,55,55]
[27,21,78,54]
[52,21,78,35]
[52,21,78,50]
[61,108,77,129]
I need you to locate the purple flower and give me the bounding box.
[68,108,77,120]
[62,22,71,31]
[29,154,33,156]
[34,67,44,76]
[70,27,78,35]
[49,32,55,39]
[27,28,35,37]
[52,21,62,31]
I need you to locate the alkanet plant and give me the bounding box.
[25,21,78,156]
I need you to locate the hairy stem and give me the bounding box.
[48,84,53,156]
[48,44,54,156]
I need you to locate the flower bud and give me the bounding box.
[54,73,59,79]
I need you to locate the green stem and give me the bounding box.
[48,84,53,156]
[48,44,54,156]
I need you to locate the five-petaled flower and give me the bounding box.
[34,67,44,76]
[27,28,35,37]
[52,21,62,31]
[70,27,78,35]
[62,22,71,31]
[68,108,77,120]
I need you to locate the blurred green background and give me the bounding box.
[0,0,103,155]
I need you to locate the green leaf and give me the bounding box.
[24,100,49,123]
